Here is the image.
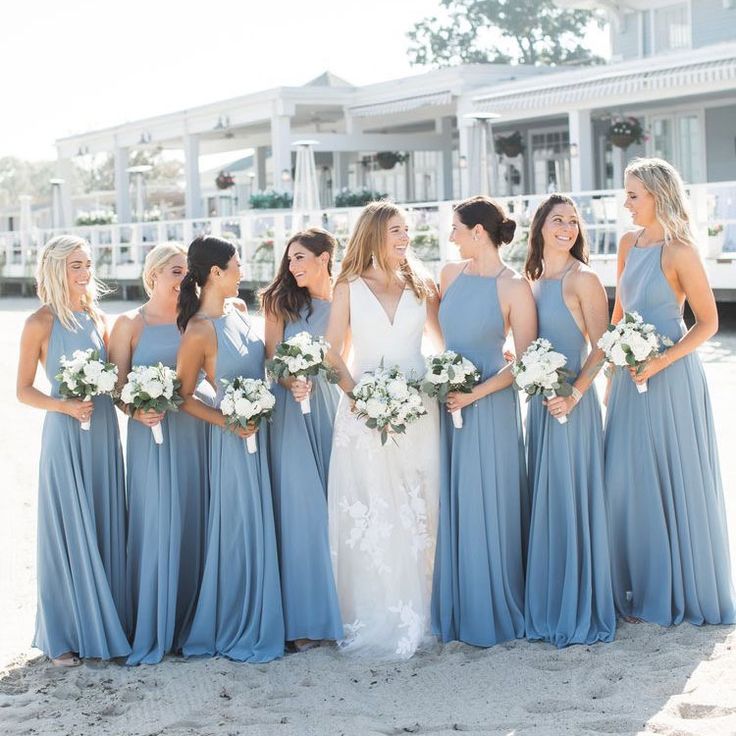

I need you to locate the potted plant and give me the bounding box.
[249,189,293,209]
[215,171,236,190]
[334,187,387,208]
[375,151,409,170]
[494,131,524,158]
[607,116,646,149]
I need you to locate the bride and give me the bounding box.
[325,201,442,659]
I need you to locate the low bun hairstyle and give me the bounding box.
[142,242,187,297]
[524,194,589,281]
[176,235,236,332]
[454,195,516,247]
[260,227,336,324]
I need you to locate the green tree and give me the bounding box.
[407,0,604,67]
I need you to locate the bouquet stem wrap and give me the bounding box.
[451,408,463,429]
[246,434,257,454]
[151,423,164,444]
[636,380,648,394]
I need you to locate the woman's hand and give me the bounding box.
[629,352,670,385]
[503,350,516,364]
[226,420,258,439]
[544,395,577,421]
[62,398,95,424]
[446,390,477,413]
[289,377,312,403]
[131,407,165,427]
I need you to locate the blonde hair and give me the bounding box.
[336,200,432,300]
[625,157,696,248]
[142,242,187,296]
[36,235,107,330]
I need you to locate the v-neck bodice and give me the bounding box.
[348,276,427,380]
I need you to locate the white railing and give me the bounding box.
[2,182,735,290]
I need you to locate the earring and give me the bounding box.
[473,234,478,242]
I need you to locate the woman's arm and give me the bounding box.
[446,276,537,412]
[633,242,718,384]
[423,277,444,353]
[324,281,355,394]
[16,309,93,421]
[546,270,609,418]
[176,321,254,438]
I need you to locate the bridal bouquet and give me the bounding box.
[120,363,183,445]
[422,351,480,429]
[219,377,276,454]
[56,348,118,430]
[597,311,673,394]
[349,365,427,446]
[511,338,574,424]
[266,331,338,415]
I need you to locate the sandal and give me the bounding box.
[51,653,82,667]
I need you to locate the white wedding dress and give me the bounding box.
[328,277,439,659]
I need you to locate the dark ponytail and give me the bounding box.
[454,195,516,248]
[260,228,336,324]
[177,235,237,332]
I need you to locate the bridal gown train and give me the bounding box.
[328,277,440,659]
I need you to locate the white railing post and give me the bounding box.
[437,201,453,263]
[273,212,287,264]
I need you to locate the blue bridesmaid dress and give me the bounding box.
[605,240,736,626]
[269,300,343,643]
[126,316,209,664]
[182,309,284,661]
[431,270,529,647]
[34,310,130,660]
[525,272,616,647]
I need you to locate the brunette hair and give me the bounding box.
[260,228,336,323]
[176,235,236,332]
[454,195,516,247]
[336,200,432,301]
[524,194,589,281]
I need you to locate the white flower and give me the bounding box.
[96,370,117,394]
[220,396,235,415]
[234,397,256,418]
[365,398,387,419]
[143,379,164,399]
[386,379,409,401]
[120,383,134,404]
[609,342,628,366]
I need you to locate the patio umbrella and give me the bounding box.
[292,140,320,228]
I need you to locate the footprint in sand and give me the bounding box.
[675,702,736,719]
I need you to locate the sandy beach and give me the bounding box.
[2,296,736,736]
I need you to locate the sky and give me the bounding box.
[1,0,609,162]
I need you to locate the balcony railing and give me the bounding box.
[2,183,735,291]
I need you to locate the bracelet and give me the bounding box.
[571,386,583,404]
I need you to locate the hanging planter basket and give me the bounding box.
[494,131,525,158]
[375,151,408,170]
[215,171,236,190]
[606,116,646,150]
[610,133,636,149]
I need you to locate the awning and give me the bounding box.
[349,90,453,118]
[473,54,736,113]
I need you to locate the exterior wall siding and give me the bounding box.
[612,11,642,59]
[705,104,736,182]
[693,0,736,48]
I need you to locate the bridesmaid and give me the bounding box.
[523,194,616,647]
[108,243,209,664]
[16,235,129,665]
[431,196,536,647]
[261,228,343,651]
[605,157,735,626]
[177,235,284,661]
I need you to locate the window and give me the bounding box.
[653,3,691,53]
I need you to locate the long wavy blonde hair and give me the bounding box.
[625,157,696,248]
[142,242,187,297]
[36,235,107,330]
[336,200,432,300]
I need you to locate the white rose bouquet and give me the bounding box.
[511,338,574,424]
[265,330,339,415]
[349,365,427,446]
[219,377,276,454]
[120,363,183,445]
[422,351,481,429]
[597,311,673,394]
[56,348,118,430]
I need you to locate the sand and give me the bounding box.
[2,297,736,736]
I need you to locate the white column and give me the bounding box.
[55,155,74,228]
[436,117,454,201]
[270,114,292,193]
[404,154,416,203]
[19,195,32,257]
[333,151,349,192]
[457,117,474,198]
[612,146,626,188]
[184,133,203,219]
[254,146,267,190]
[113,146,131,224]
[568,109,595,192]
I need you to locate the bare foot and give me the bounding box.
[51,652,81,667]
[622,615,643,624]
[294,639,320,652]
